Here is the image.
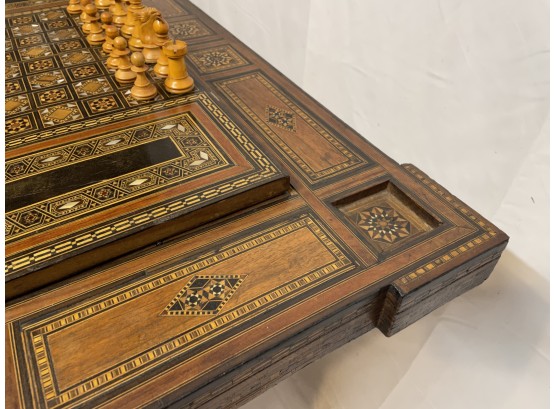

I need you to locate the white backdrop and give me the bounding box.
[190,1,550,408]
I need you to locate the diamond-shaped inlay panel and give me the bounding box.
[40,102,83,126]
[266,105,297,132]
[356,206,411,243]
[60,50,95,66]
[28,70,66,89]
[161,274,246,316]
[6,95,31,116]
[18,44,53,60]
[73,77,112,97]
[12,24,42,37]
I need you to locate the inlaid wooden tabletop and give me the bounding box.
[5,0,508,408]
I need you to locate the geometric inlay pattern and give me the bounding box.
[73,77,112,97]
[6,63,22,79]
[5,94,279,274]
[18,44,53,60]
[16,34,45,47]
[6,79,24,96]
[60,50,94,66]
[161,274,247,316]
[12,23,42,36]
[13,215,352,408]
[37,9,67,21]
[25,57,56,73]
[266,105,297,132]
[5,115,35,135]
[28,70,66,89]
[5,111,231,241]
[35,86,71,106]
[356,206,411,244]
[85,95,120,114]
[56,39,85,52]
[47,28,79,42]
[169,19,213,39]
[9,15,34,25]
[39,102,83,126]
[5,94,31,116]
[45,18,71,30]
[68,64,101,79]
[189,45,248,73]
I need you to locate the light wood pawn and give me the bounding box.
[67,0,82,15]
[101,11,113,32]
[121,0,144,39]
[113,36,136,84]
[95,0,112,12]
[102,21,118,54]
[106,30,123,69]
[153,20,170,77]
[130,52,157,100]
[110,0,127,28]
[85,4,106,46]
[163,40,194,94]
[80,0,93,33]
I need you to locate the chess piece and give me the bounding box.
[153,20,170,77]
[67,0,82,15]
[80,0,93,32]
[100,10,114,50]
[95,0,112,12]
[163,39,194,94]
[121,0,144,39]
[106,30,123,69]
[103,24,118,55]
[130,52,157,100]
[113,36,137,84]
[137,8,162,63]
[129,5,157,52]
[101,11,113,28]
[110,0,127,28]
[85,4,106,46]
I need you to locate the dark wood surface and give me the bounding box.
[5,0,509,408]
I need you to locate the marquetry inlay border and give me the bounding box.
[215,72,369,184]
[397,164,499,285]
[6,93,281,279]
[17,214,356,408]
[6,112,229,242]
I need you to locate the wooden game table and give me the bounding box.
[5,1,509,407]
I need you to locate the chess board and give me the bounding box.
[5,1,509,408]
[5,1,213,150]
[5,1,289,298]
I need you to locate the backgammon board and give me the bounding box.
[5,1,509,408]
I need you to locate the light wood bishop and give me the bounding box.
[110,0,127,28]
[121,0,144,40]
